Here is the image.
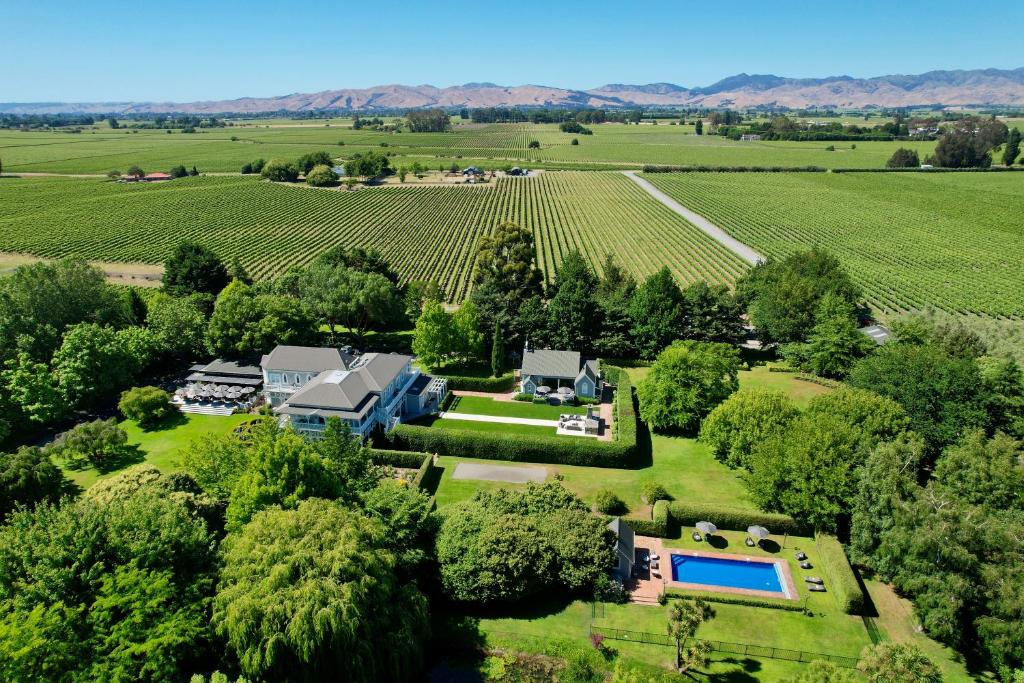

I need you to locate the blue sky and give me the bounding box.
[4,0,1023,102]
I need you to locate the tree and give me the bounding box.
[927,119,1004,168]
[406,109,451,132]
[979,355,1024,438]
[295,150,333,174]
[594,253,637,358]
[207,280,316,356]
[53,323,137,408]
[168,164,188,178]
[1003,128,1022,166]
[858,643,941,683]
[451,300,485,365]
[0,486,218,683]
[737,248,860,344]
[667,599,712,673]
[630,267,685,359]
[360,480,437,576]
[680,281,745,344]
[315,245,399,283]
[214,499,429,683]
[127,164,145,178]
[305,164,338,186]
[784,660,859,683]
[412,300,453,370]
[162,241,229,297]
[547,250,600,353]
[118,386,173,427]
[260,158,300,182]
[345,151,391,179]
[491,319,504,376]
[333,269,402,342]
[886,148,920,168]
[1,351,65,426]
[470,222,544,346]
[145,292,208,359]
[637,341,741,433]
[0,446,72,520]
[699,389,799,469]
[694,120,703,135]
[403,279,443,319]
[49,418,128,469]
[0,257,126,363]
[848,343,990,455]
[791,292,875,378]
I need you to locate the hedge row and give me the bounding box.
[652,500,670,534]
[412,453,437,490]
[603,364,637,450]
[389,424,635,468]
[665,588,807,612]
[366,447,426,469]
[667,502,806,535]
[443,373,515,392]
[795,374,842,389]
[815,533,866,615]
[625,517,665,537]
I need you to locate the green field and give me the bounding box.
[0,172,748,299]
[644,171,1024,319]
[446,395,586,419]
[0,121,937,174]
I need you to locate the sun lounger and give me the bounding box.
[652,570,661,578]
[796,552,807,561]
[650,552,659,561]
[800,561,812,569]
[803,576,824,585]
[808,584,826,592]
[692,532,703,542]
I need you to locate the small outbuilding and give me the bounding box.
[608,518,635,582]
[519,345,600,399]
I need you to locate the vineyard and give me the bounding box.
[643,171,1024,318]
[0,173,748,300]
[0,122,935,174]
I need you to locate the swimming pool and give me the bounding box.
[670,554,786,596]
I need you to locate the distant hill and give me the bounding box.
[3,68,1023,114]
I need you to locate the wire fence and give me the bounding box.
[589,625,860,669]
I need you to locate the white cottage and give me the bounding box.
[519,347,600,399]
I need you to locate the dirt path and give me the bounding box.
[0,252,163,287]
[621,170,765,266]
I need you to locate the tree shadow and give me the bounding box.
[140,411,187,432]
[96,444,146,473]
[421,464,445,496]
[699,656,763,682]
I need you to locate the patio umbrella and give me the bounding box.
[696,521,717,536]
[536,386,552,395]
[242,387,255,394]
[747,525,770,542]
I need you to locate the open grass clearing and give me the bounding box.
[58,412,252,489]
[447,394,586,419]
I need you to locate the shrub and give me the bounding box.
[365,447,428,469]
[260,158,299,182]
[118,386,173,427]
[305,164,338,187]
[815,532,865,615]
[595,489,626,515]
[513,392,534,402]
[664,588,807,612]
[390,424,634,468]
[593,574,629,604]
[443,372,515,392]
[603,364,637,449]
[641,481,670,504]
[653,499,670,531]
[667,501,804,535]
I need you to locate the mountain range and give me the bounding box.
[3,68,1024,114]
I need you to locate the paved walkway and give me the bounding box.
[438,411,558,427]
[452,462,547,483]
[622,170,765,265]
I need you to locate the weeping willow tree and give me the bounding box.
[214,499,429,682]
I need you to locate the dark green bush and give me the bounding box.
[641,481,670,504]
[815,533,865,615]
[513,392,533,402]
[667,501,805,535]
[595,489,626,515]
[389,423,634,467]
[664,588,806,612]
[365,447,428,469]
[653,499,670,531]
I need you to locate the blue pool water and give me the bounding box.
[670,554,784,594]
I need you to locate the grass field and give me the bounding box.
[0,121,937,174]
[644,171,1024,319]
[446,395,586,419]
[60,412,252,489]
[0,172,748,299]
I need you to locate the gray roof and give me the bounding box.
[406,373,432,396]
[608,518,635,563]
[196,358,262,378]
[261,346,351,373]
[348,353,412,391]
[521,349,582,379]
[277,353,412,418]
[859,325,892,345]
[577,359,599,383]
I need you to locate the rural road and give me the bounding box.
[622,170,765,265]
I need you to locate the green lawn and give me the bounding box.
[627,363,832,408]
[414,416,571,439]
[60,412,252,489]
[447,394,586,419]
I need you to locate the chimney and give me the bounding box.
[586,404,594,420]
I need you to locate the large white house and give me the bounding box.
[518,346,600,399]
[260,345,447,439]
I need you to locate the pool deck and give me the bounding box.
[629,536,799,604]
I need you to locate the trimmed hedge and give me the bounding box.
[603,364,637,450]
[626,499,670,537]
[653,499,670,533]
[412,453,437,490]
[667,501,805,535]
[815,533,865,615]
[665,588,806,612]
[366,447,426,469]
[443,372,515,392]
[389,423,635,467]
[795,374,842,389]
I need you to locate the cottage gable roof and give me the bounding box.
[521,349,582,379]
